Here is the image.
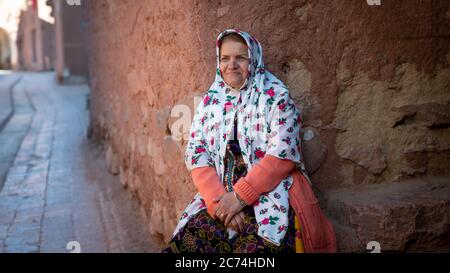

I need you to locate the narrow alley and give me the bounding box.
[0,72,158,253]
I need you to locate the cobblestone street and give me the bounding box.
[0,72,158,253]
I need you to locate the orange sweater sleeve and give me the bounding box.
[234,155,295,206]
[191,166,227,219]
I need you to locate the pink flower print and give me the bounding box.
[224,101,233,112]
[191,132,195,138]
[210,137,214,146]
[213,122,220,130]
[279,103,286,111]
[195,147,206,154]
[255,148,265,159]
[278,225,286,233]
[261,218,270,225]
[203,95,211,106]
[199,199,207,209]
[219,81,225,88]
[181,212,188,219]
[266,87,275,97]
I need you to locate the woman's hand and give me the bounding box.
[227,211,246,234]
[213,192,244,226]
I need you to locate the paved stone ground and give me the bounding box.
[0,74,23,191]
[0,72,159,253]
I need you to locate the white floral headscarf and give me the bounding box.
[175,29,303,246]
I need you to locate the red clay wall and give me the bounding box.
[86,0,450,251]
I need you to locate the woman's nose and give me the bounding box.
[229,58,239,69]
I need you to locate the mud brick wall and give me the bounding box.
[86,0,450,251]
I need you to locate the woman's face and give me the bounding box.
[219,39,249,89]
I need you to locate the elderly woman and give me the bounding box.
[163,29,336,253]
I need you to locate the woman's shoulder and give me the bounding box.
[200,89,222,109]
[263,72,291,101]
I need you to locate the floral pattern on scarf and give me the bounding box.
[175,29,303,246]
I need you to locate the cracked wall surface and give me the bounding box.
[335,63,450,185]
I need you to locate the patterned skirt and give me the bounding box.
[162,147,301,253]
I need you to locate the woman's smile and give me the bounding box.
[227,71,241,75]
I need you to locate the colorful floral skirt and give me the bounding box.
[163,146,300,253]
[162,205,296,253]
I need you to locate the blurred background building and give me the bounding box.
[0,0,26,70]
[0,0,88,83]
[16,0,54,71]
[46,0,88,83]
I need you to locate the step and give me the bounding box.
[325,177,450,252]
